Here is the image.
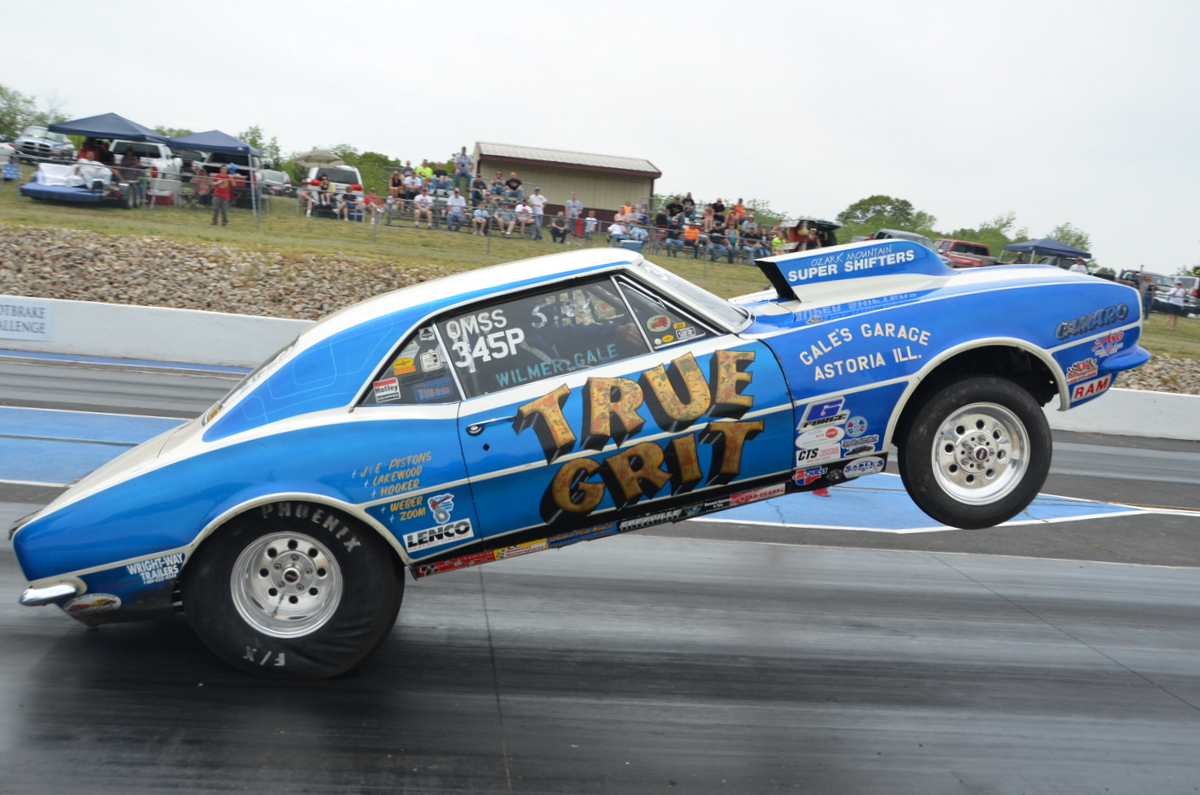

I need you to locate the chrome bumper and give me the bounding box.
[19,583,81,606]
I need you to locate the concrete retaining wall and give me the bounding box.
[3,294,1198,440]
[0,295,312,368]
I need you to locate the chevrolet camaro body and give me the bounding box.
[12,240,1148,676]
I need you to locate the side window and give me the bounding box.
[438,278,650,399]
[617,277,714,351]
[361,324,459,406]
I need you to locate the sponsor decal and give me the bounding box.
[845,416,868,438]
[646,314,671,332]
[427,493,455,523]
[373,378,400,402]
[416,549,495,578]
[1092,330,1125,357]
[1065,358,1099,384]
[620,508,684,532]
[673,321,687,330]
[841,433,880,454]
[793,466,827,485]
[731,483,787,506]
[64,593,121,616]
[419,349,444,372]
[795,444,841,465]
[1070,374,1113,403]
[548,522,619,549]
[494,539,549,559]
[404,519,475,554]
[418,326,436,341]
[1055,304,1129,341]
[843,456,885,479]
[796,425,845,449]
[125,552,185,586]
[675,326,699,341]
[413,377,454,402]
[660,334,675,344]
[387,494,427,521]
[392,357,417,375]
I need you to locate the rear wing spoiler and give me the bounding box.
[756,239,954,301]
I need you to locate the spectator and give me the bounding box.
[415,160,433,181]
[618,200,634,221]
[608,220,628,247]
[728,198,746,227]
[490,170,505,195]
[314,175,335,211]
[629,223,649,244]
[741,214,758,234]
[505,172,523,201]
[401,160,414,175]
[708,224,728,262]
[78,137,99,162]
[682,222,701,257]
[96,141,115,165]
[701,204,715,232]
[725,222,740,256]
[744,228,770,266]
[495,202,517,236]
[565,192,583,220]
[472,202,491,235]
[388,170,404,201]
[190,167,212,206]
[681,192,696,218]
[771,231,786,254]
[338,188,361,221]
[413,188,435,228]
[550,211,569,243]
[711,198,726,226]
[584,210,598,241]
[805,228,822,249]
[211,165,233,226]
[663,220,683,256]
[403,170,423,203]
[431,162,448,179]
[444,188,467,232]
[454,146,473,191]
[1069,257,1089,274]
[471,173,488,205]
[363,188,384,224]
[528,187,547,240]
[1139,273,1155,317]
[430,172,452,192]
[1166,279,1187,331]
[119,147,141,181]
[514,199,535,237]
[665,196,683,217]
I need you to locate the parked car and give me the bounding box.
[259,168,294,196]
[11,242,1149,678]
[1155,274,1199,316]
[305,165,364,194]
[13,126,75,162]
[935,238,1001,268]
[0,138,16,167]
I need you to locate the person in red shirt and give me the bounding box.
[211,165,233,226]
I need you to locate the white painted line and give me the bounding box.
[693,509,1153,535]
[0,405,184,421]
[0,478,68,488]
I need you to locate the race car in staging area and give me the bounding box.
[11,241,1149,677]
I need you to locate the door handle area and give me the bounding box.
[466,416,514,436]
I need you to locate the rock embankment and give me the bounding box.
[1,224,1197,394]
[0,225,456,321]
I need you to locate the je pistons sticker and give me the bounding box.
[373,378,400,402]
[646,314,670,332]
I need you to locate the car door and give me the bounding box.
[446,273,794,545]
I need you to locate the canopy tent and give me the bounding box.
[292,148,344,167]
[164,130,260,157]
[1003,237,1092,259]
[48,112,166,143]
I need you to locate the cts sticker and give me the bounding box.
[795,445,841,465]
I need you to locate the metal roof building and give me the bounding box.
[473,142,661,221]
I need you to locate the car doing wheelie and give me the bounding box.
[12,242,1148,677]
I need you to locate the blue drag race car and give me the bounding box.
[11,240,1148,677]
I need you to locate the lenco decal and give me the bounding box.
[404,519,475,553]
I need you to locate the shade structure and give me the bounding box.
[164,130,260,156]
[292,149,345,167]
[1003,237,1092,259]
[48,113,167,143]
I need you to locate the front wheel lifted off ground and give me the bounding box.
[899,376,1052,529]
[182,503,403,678]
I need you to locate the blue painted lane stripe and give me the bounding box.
[0,348,251,374]
[0,437,140,485]
[0,407,183,445]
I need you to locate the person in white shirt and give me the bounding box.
[584,211,598,241]
[515,200,535,237]
[1166,279,1187,331]
[444,188,467,232]
[1069,257,1089,274]
[527,187,547,240]
[413,188,434,228]
[608,221,627,246]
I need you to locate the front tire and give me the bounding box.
[182,503,403,678]
[898,376,1051,529]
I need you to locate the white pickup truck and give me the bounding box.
[111,140,185,204]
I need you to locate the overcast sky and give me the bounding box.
[3,0,1197,270]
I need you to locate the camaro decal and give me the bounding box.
[512,350,764,523]
[1055,304,1129,341]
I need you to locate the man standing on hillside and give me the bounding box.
[528,187,547,240]
[211,165,233,226]
[565,192,584,237]
[454,147,473,191]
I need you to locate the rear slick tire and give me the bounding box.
[898,376,1051,530]
[182,503,402,679]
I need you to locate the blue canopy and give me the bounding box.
[48,112,167,143]
[1003,237,1091,259]
[164,130,260,157]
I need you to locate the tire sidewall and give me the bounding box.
[182,502,401,678]
[901,376,1051,529]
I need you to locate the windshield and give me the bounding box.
[314,167,359,184]
[262,170,288,182]
[112,142,159,158]
[631,259,749,328]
